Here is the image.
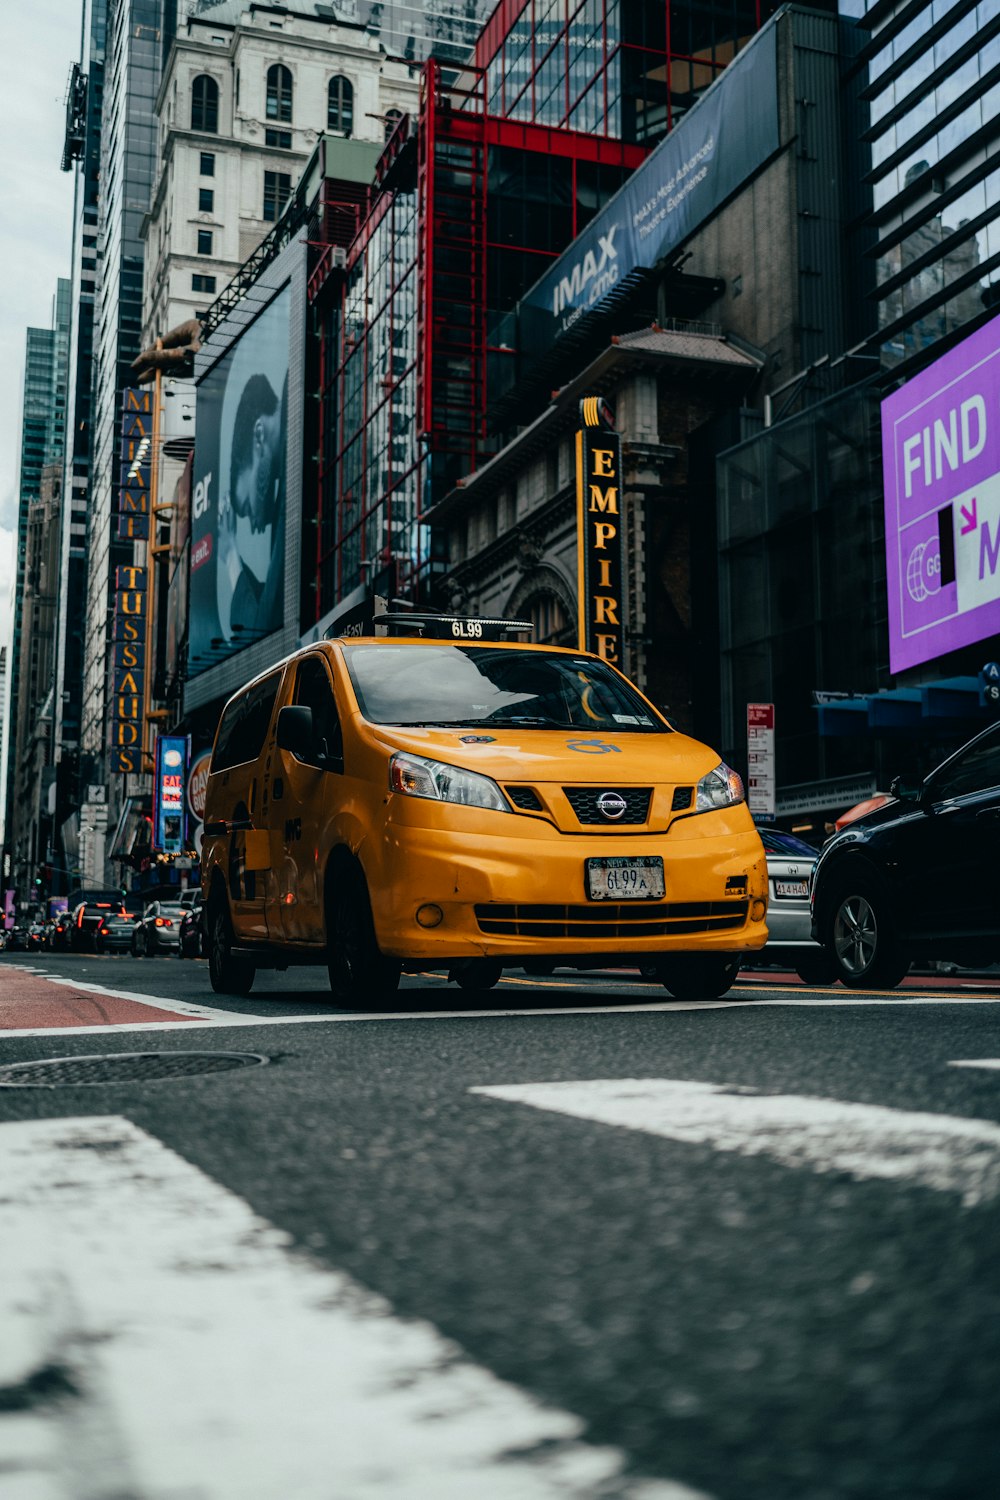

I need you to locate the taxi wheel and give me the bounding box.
[207,900,256,996]
[659,954,742,1001]
[455,960,503,992]
[826,875,910,990]
[327,872,400,1004]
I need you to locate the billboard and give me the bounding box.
[154,735,187,853]
[189,285,290,673]
[518,22,779,354]
[881,312,1000,673]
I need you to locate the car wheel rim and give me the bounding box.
[210,913,227,976]
[833,895,877,976]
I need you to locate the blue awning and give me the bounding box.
[816,678,989,736]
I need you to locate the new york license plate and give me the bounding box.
[586,856,665,901]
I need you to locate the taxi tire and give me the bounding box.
[207,899,256,996]
[327,871,400,1004]
[659,953,742,1001]
[455,960,503,991]
[824,872,910,990]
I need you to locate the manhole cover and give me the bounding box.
[0,1052,269,1088]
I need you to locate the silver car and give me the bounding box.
[756,828,836,985]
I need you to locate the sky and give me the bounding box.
[0,4,77,691]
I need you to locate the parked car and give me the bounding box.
[178,897,205,959]
[6,926,27,953]
[753,828,836,985]
[70,900,124,953]
[811,720,1000,987]
[131,901,186,956]
[94,909,136,955]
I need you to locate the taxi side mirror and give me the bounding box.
[889,773,921,803]
[277,705,316,760]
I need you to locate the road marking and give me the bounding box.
[950,1059,1000,1071]
[0,1117,704,1500]
[470,1078,1000,1206]
[1,964,998,1040]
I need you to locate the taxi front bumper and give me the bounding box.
[367,813,768,961]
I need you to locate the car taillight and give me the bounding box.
[155,917,173,928]
[99,925,109,934]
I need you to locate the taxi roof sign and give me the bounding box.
[371,613,534,641]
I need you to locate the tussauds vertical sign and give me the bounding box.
[576,396,624,663]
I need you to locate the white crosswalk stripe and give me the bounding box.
[471,1078,1000,1206]
[0,1116,706,1500]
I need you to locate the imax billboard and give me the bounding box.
[881,312,1000,673]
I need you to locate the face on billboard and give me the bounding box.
[190,287,290,672]
[881,311,1000,673]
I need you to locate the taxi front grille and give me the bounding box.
[474,901,749,939]
[564,787,652,824]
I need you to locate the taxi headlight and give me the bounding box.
[389,752,509,812]
[694,761,745,812]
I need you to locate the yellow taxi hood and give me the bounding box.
[367,723,724,783]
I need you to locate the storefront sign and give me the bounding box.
[575,397,625,663]
[154,735,187,853]
[882,311,1000,672]
[746,702,775,819]
[110,565,147,773]
[186,748,212,821]
[117,388,152,542]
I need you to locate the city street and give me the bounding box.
[1,953,998,1499]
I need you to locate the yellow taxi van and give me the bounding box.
[201,613,767,1002]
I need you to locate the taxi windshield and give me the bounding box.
[342,645,668,732]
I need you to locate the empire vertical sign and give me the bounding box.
[576,396,625,662]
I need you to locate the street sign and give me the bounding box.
[747,703,776,820]
[981,661,1000,708]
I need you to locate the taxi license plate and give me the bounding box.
[775,879,808,899]
[586,856,665,900]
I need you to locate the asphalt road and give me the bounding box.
[1,952,999,1499]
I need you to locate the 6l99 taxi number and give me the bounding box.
[451,619,484,638]
[586,856,665,901]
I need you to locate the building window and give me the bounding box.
[191,74,219,133]
[384,107,403,142]
[265,128,292,149]
[266,64,292,123]
[198,187,214,213]
[192,273,216,293]
[200,150,215,176]
[328,75,353,135]
[262,170,291,222]
[197,229,213,255]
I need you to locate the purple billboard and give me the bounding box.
[882,312,1000,673]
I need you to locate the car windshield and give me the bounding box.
[758,829,818,858]
[342,645,667,732]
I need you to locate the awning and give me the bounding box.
[816,678,989,736]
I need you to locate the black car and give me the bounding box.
[811,720,1000,987]
[178,897,205,959]
[94,910,135,955]
[70,900,124,953]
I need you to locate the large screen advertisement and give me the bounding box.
[882,312,1000,674]
[189,286,290,673]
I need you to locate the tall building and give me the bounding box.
[55,0,108,888]
[2,282,71,895]
[79,0,167,887]
[142,0,419,341]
